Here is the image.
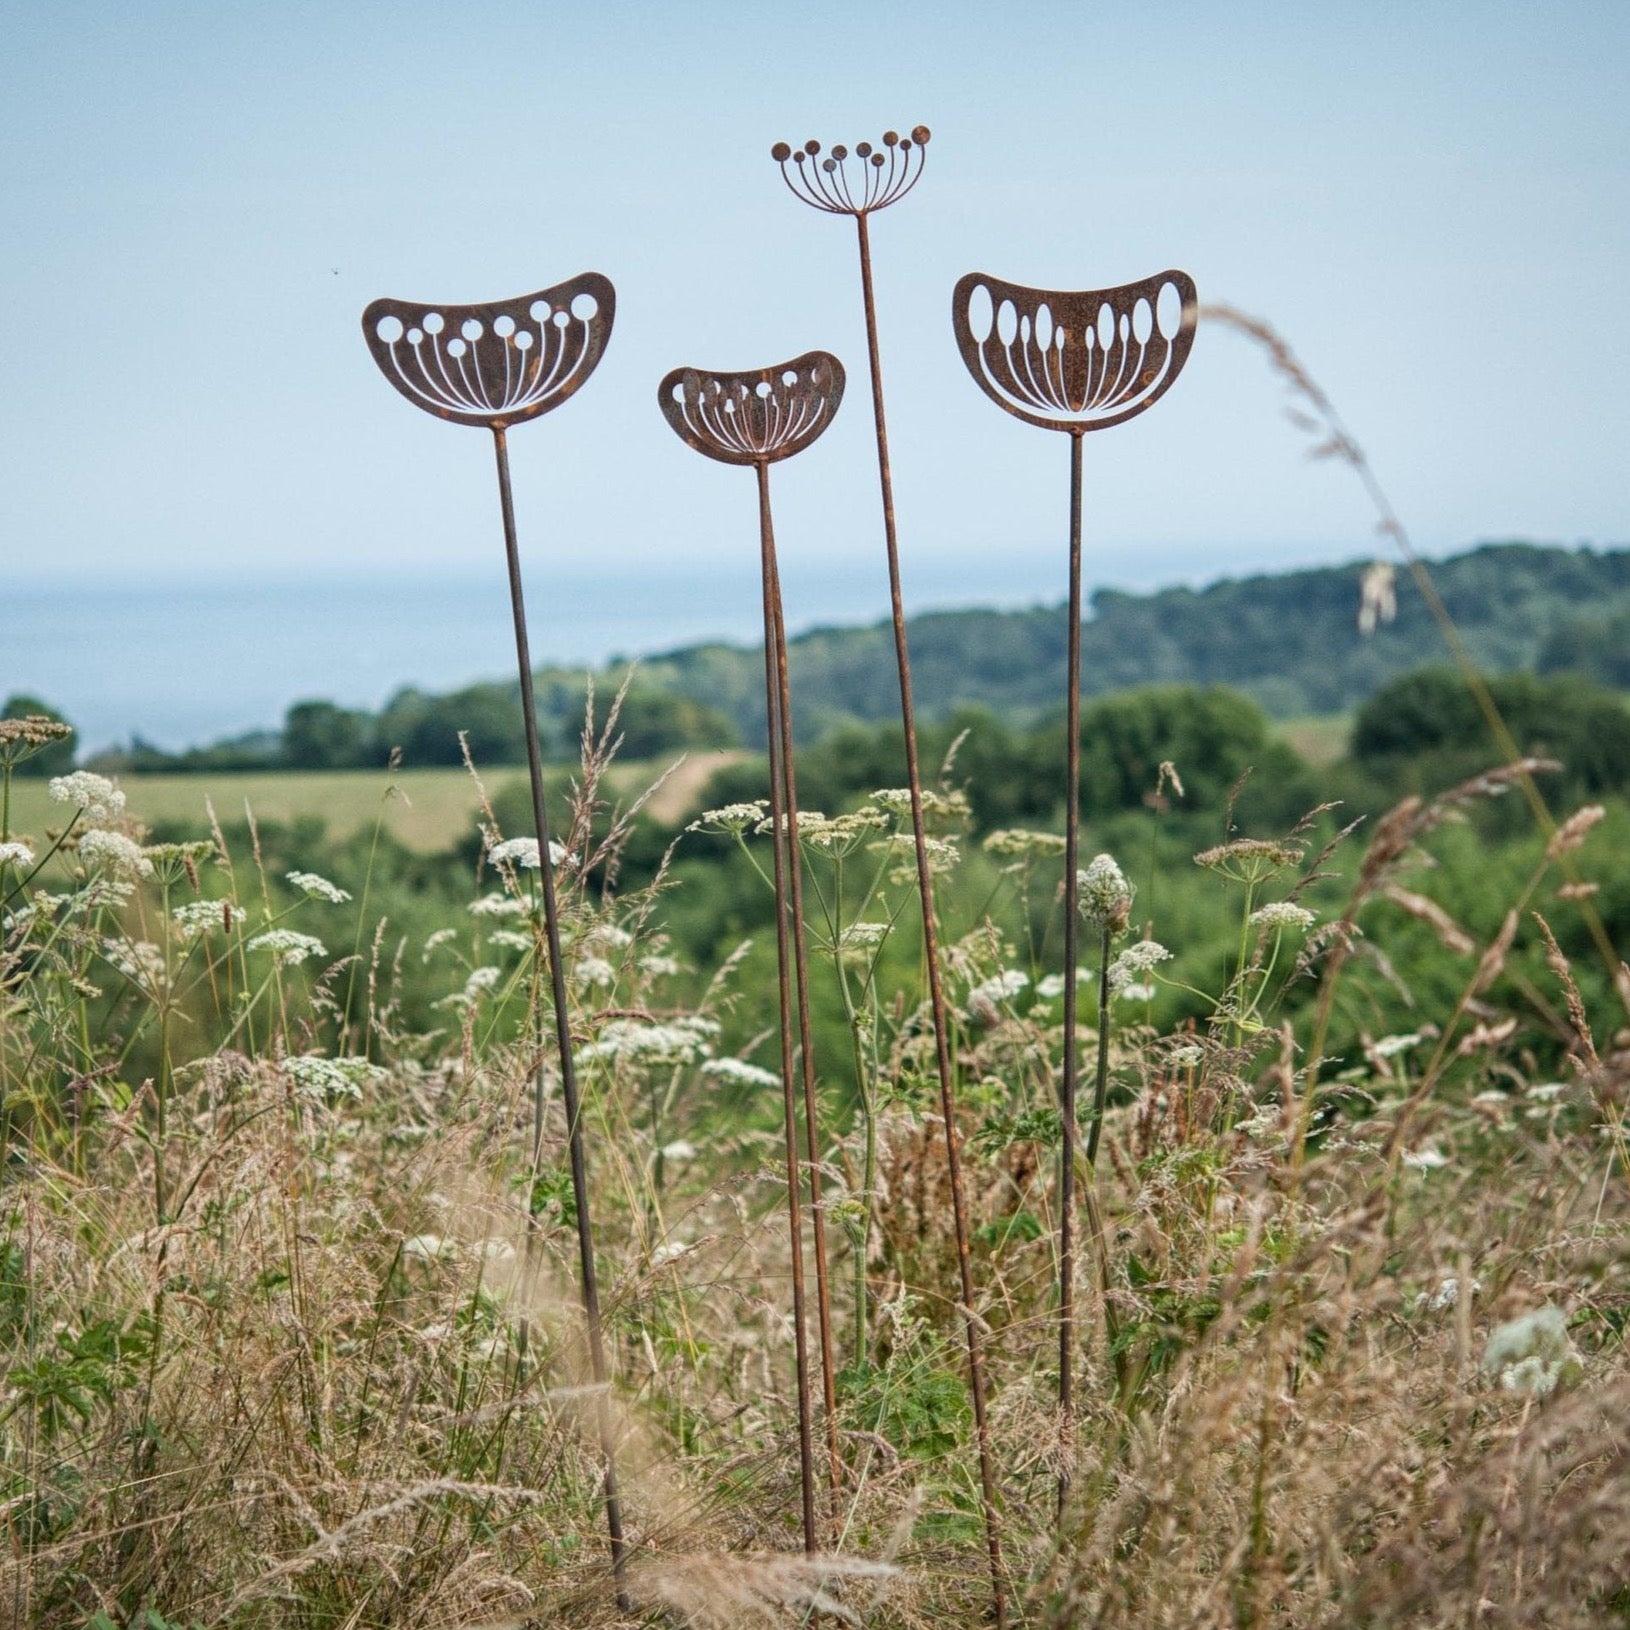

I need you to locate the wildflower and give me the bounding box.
[1036,968,1093,1000]
[650,1239,693,1268]
[1357,560,1397,635]
[1482,1306,1583,1395]
[172,898,238,940]
[78,829,153,878]
[464,965,502,996]
[969,969,1028,1006]
[1415,1275,1480,1313]
[1400,1144,1450,1172]
[575,955,616,989]
[421,926,457,960]
[247,929,327,967]
[584,921,632,951]
[581,1015,720,1067]
[983,828,1066,859]
[103,938,165,987]
[701,1056,781,1089]
[286,869,352,904]
[1078,854,1133,932]
[1106,939,1172,994]
[469,891,525,918]
[1116,981,1159,1003]
[868,787,968,825]
[1168,1043,1204,1069]
[640,953,680,978]
[473,1238,516,1263]
[661,1139,697,1162]
[486,836,568,869]
[1249,901,1316,934]
[283,1053,383,1100]
[488,928,535,953]
[48,771,125,822]
[1194,837,1304,884]
[869,831,959,884]
[688,801,768,835]
[1370,1031,1423,1060]
[0,714,72,768]
[796,809,889,855]
[0,841,35,869]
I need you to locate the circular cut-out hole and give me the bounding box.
[530,300,551,322]
[1097,304,1116,347]
[407,327,423,345]
[447,338,466,358]
[494,314,515,337]
[783,370,798,386]
[964,283,994,344]
[375,315,404,343]
[571,291,598,321]
[723,399,736,414]
[1035,304,1054,350]
[553,311,569,328]
[1132,298,1153,344]
[671,383,685,403]
[514,330,533,350]
[424,312,445,335]
[461,318,483,341]
[755,380,772,398]
[996,299,1019,346]
[1156,281,1184,338]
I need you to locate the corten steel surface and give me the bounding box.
[363,275,614,429]
[771,124,1009,1630]
[657,353,846,1553]
[951,268,1198,1522]
[361,276,628,1609]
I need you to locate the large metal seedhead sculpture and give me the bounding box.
[361,272,627,1607]
[657,350,845,1555]
[769,121,1008,1625]
[951,266,1198,1522]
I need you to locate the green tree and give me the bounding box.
[283,700,375,769]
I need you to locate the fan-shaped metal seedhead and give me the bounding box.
[771,127,930,216]
[657,351,846,467]
[952,269,1197,435]
[362,273,615,431]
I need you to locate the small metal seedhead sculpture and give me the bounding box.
[658,351,845,465]
[952,269,1197,435]
[363,274,614,430]
[657,349,845,1553]
[771,127,930,216]
[951,267,1197,1528]
[769,123,1008,1626]
[361,272,627,1608]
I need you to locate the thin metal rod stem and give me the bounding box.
[755,460,820,1557]
[853,210,1008,1628]
[492,427,628,1609]
[761,465,843,1519]
[1058,429,1085,1523]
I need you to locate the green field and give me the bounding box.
[1275,711,1350,766]
[5,751,740,854]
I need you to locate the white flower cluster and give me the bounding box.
[837,920,890,963]
[486,836,568,869]
[687,801,768,834]
[968,969,1029,1007]
[469,891,526,918]
[701,1056,781,1089]
[421,926,458,960]
[172,898,237,940]
[1106,939,1171,994]
[1078,853,1133,927]
[286,870,352,905]
[1249,900,1316,934]
[283,1053,385,1100]
[794,809,889,854]
[488,929,535,953]
[1036,968,1093,1000]
[49,772,126,823]
[103,938,165,987]
[79,829,153,879]
[580,1015,720,1066]
[0,841,35,868]
[247,929,327,967]
[983,828,1066,859]
[640,953,680,978]
[1481,1305,1583,1396]
[574,956,616,989]
[869,832,959,883]
[1401,1144,1450,1172]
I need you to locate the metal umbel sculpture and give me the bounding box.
[657,351,846,1556]
[773,127,1009,1628]
[361,275,628,1605]
[952,268,1199,1516]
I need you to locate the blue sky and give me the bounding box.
[2,1,1627,617]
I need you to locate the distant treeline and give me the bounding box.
[40,538,1630,775]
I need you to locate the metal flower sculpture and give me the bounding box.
[658,351,845,1555]
[771,126,1009,1627]
[361,272,627,1606]
[951,267,1198,1520]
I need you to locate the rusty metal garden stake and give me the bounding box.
[361,276,628,1607]
[657,352,847,1554]
[951,268,1198,1520]
[773,127,1011,1626]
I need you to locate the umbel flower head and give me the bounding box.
[1078,853,1133,934]
[771,127,931,216]
[0,715,72,771]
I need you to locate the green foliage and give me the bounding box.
[282,698,377,769]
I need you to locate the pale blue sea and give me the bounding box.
[4,557,1081,755]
